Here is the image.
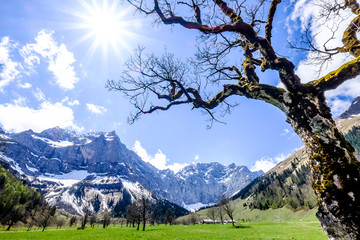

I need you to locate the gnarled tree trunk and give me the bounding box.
[286,92,360,239]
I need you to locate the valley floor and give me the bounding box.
[0,221,327,240]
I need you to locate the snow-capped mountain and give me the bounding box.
[173,163,262,209]
[339,96,360,119]
[0,127,262,213]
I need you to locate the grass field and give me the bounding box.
[0,221,327,240]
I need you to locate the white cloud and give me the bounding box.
[86,103,107,114]
[328,98,352,118]
[167,163,188,173]
[281,129,290,136]
[68,99,80,106]
[20,30,79,89]
[0,98,82,133]
[132,140,188,173]
[33,88,46,101]
[13,96,27,106]
[0,37,22,92]
[194,154,199,161]
[61,97,80,106]
[251,153,289,173]
[18,82,32,89]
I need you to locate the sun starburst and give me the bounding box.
[70,0,143,60]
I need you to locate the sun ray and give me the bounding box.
[65,0,147,61]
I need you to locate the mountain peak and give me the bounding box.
[339,97,360,119]
[228,163,236,169]
[39,127,77,142]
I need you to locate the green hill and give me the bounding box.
[191,116,360,222]
[233,116,360,212]
[233,148,316,211]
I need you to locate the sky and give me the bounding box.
[0,0,359,173]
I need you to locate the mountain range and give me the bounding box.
[0,126,262,214]
[2,96,359,217]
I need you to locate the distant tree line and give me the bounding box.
[111,189,188,229]
[123,193,187,230]
[72,189,188,231]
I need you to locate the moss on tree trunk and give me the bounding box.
[286,93,360,240]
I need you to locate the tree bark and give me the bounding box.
[285,92,360,240]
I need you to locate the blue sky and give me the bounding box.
[0,0,359,173]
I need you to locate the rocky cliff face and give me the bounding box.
[0,127,262,213]
[172,163,262,208]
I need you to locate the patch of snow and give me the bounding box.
[121,179,142,198]
[0,154,24,174]
[38,170,90,187]
[0,134,10,140]
[79,137,93,144]
[92,176,121,185]
[182,202,215,212]
[120,178,152,200]
[30,151,39,158]
[26,164,38,173]
[105,132,115,141]
[50,190,85,215]
[83,132,102,139]
[32,135,74,148]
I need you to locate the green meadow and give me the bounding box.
[0,221,327,240]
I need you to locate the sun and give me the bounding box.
[72,0,142,59]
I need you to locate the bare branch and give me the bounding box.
[265,0,281,44]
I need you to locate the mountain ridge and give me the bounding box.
[232,96,360,211]
[0,126,262,213]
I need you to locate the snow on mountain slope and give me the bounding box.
[0,127,262,213]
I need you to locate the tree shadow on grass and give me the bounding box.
[233,225,251,229]
[142,228,161,232]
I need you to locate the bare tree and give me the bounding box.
[206,207,217,224]
[216,206,224,224]
[102,211,111,229]
[188,212,198,225]
[126,203,138,227]
[136,193,151,231]
[56,218,65,229]
[69,216,77,227]
[79,205,91,230]
[164,209,175,225]
[90,215,97,228]
[39,206,56,232]
[108,0,360,238]
[221,198,235,226]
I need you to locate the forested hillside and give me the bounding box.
[233,121,360,211]
[0,163,46,230]
[233,149,317,211]
[346,126,360,158]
